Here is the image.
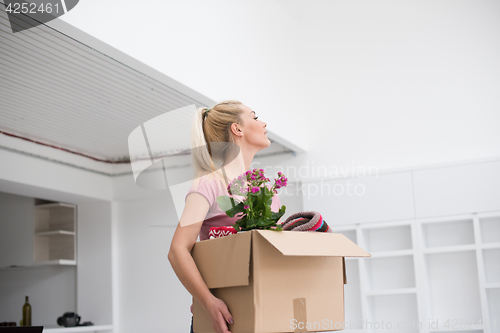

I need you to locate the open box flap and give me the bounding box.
[256,230,371,257]
[191,231,252,289]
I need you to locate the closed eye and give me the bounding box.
[254,117,259,120]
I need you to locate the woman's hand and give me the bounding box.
[203,295,234,333]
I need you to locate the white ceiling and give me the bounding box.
[0,6,301,176]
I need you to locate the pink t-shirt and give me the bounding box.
[185,173,282,241]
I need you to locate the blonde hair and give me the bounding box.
[190,100,244,191]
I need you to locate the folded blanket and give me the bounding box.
[209,226,237,239]
[280,211,332,233]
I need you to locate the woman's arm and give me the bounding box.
[168,192,234,333]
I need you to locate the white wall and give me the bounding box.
[61,0,500,173]
[77,201,113,325]
[113,194,190,333]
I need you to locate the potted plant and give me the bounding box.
[216,169,287,232]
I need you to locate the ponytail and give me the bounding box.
[190,100,244,190]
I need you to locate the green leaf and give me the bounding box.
[256,218,267,227]
[216,195,234,212]
[262,186,274,205]
[245,218,258,230]
[217,195,246,217]
[226,202,245,217]
[271,205,286,222]
[272,225,283,231]
[232,222,241,232]
[263,204,272,218]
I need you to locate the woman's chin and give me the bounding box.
[261,138,272,150]
[253,138,272,152]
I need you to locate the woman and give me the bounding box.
[167,100,281,333]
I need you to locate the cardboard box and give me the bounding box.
[191,229,370,333]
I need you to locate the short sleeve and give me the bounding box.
[185,174,228,213]
[185,178,218,208]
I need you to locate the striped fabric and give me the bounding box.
[280,211,332,233]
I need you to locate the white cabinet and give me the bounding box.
[332,211,500,333]
[412,161,500,218]
[33,203,77,265]
[0,196,77,269]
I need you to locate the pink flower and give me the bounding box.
[251,186,259,193]
[244,205,250,210]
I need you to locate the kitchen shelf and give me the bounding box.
[482,248,500,284]
[362,225,412,252]
[35,203,75,208]
[481,242,500,250]
[365,255,416,291]
[330,211,500,333]
[34,203,76,264]
[365,287,417,296]
[426,251,482,328]
[422,244,476,254]
[485,282,500,289]
[429,327,483,332]
[479,216,500,243]
[368,249,414,258]
[422,219,475,248]
[35,230,75,236]
[0,260,76,270]
[368,293,419,330]
[42,324,113,332]
[33,259,76,266]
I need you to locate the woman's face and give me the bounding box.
[236,104,270,150]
